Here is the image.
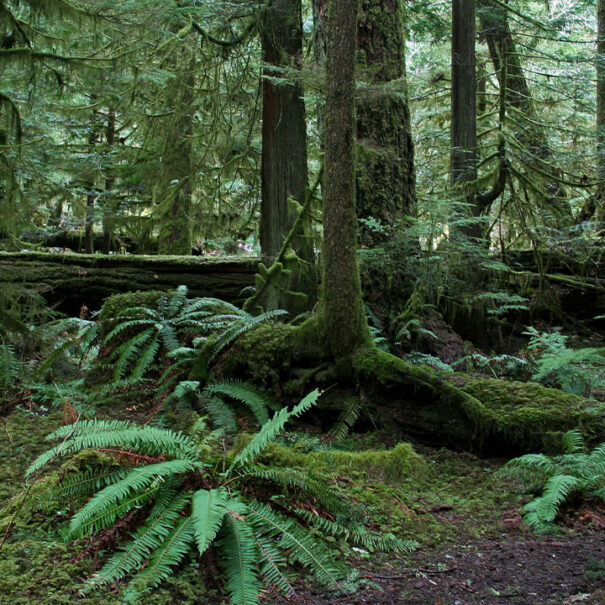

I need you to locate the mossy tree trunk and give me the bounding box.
[157,48,195,256]
[596,0,605,224]
[322,0,373,373]
[356,0,416,245]
[260,0,316,315]
[478,0,572,227]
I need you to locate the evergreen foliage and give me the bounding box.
[505,430,605,531]
[26,388,412,604]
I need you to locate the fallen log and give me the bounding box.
[0,251,259,314]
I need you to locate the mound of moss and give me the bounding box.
[263,441,427,484]
[462,378,605,453]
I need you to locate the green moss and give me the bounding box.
[462,378,605,452]
[263,441,426,484]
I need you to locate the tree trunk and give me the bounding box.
[157,50,194,255]
[451,0,480,241]
[102,112,116,254]
[84,110,99,254]
[322,0,372,372]
[597,0,605,224]
[356,0,416,245]
[478,0,572,227]
[260,0,316,315]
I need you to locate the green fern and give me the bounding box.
[505,430,605,531]
[27,388,406,603]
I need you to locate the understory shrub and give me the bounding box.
[504,430,605,531]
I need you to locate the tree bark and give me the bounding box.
[356,0,416,244]
[451,0,480,240]
[597,0,605,224]
[322,0,372,372]
[260,0,316,315]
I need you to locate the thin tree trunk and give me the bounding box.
[323,0,372,372]
[260,0,316,314]
[84,110,98,254]
[102,112,115,254]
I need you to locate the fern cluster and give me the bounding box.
[99,286,285,388]
[504,430,605,531]
[27,389,413,604]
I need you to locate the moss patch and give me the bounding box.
[263,441,427,484]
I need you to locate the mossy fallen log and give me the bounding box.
[229,326,605,456]
[353,348,605,455]
[0,251,259,314]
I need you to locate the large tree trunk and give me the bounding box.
[478,0,572,227]
[451,0,480,241]
[157,49,195,255]
[597,0,605,224]
[322,0,372,372]
[260,0,316,315]
[356,0,416,244]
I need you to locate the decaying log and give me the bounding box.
[0,252,259,314]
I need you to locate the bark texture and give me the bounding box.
[597,0,605,223]
[323,0,372,369]
[356,0,416,244]
[260,0,316,314]
[451,0,480,239]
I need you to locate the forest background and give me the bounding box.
[0,0,604,604]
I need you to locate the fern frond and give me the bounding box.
[86,490,190,589]
[329,396,362,441]
[104,319,154,345]
[504,453,557,482]
[112,328,154,381]
[27,424,201,476]
[232,389,320,468]
[238,466,342,513]
[191,487,228,555]
[160,324,180,352]
[204,396,238,432]
[167,285,188,317]
[209,310,287,363]
[561,430,585,454]
[245,500,341,587]
[126,516,194,597]
[0,343,19,387]
[130,332,160,381]
[44,467,130,500]
[523,474,582,529]
[69,460,200,537]
[219,503,262,605]
[255,534,293,597]
[203,381,271,426]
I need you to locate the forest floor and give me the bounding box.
[0,408,603,605]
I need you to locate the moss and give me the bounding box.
[263,441,426,484]
[462,378,605,453]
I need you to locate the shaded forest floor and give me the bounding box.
[1,406,603,605]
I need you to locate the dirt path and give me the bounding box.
[266,529,604,604]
